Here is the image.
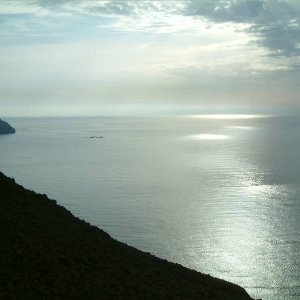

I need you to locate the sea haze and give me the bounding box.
[0,115,299,300]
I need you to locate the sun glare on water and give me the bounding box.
[187,114,266,119]
[188,134,230,140]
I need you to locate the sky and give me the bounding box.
[1,0,300,117]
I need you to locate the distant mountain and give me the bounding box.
[0,119,15,135]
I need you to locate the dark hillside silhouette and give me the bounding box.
[0,172,255,299]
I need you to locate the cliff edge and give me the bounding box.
[0,172,255,299]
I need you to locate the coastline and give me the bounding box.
[0,171,255,299]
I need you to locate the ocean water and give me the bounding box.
[0,115,299,300]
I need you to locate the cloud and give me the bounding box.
[2,1,299,57]
[78,1,184,17]
[247,22,300,57]
[187,0,265,22]
[1,0,300,117]
[60,0,300,57]
[186,0,300,57]
[85,1,150,16]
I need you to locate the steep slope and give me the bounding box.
[0,172,255,299]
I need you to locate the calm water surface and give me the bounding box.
[0,115,299,299]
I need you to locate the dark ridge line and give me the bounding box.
[0,172,258,299]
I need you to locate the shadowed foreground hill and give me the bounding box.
[0,172,255,299]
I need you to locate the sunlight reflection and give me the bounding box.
[188,134,230,140]
[187,114,267,119]
[227,126,254,130]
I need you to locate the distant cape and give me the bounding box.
[0,119,15,135]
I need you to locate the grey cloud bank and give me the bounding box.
[186,0,300,56]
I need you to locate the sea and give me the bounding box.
[0,115,299,300]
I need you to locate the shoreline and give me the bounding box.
[0,171,256,299]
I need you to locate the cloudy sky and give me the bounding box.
[1,0,300,116]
